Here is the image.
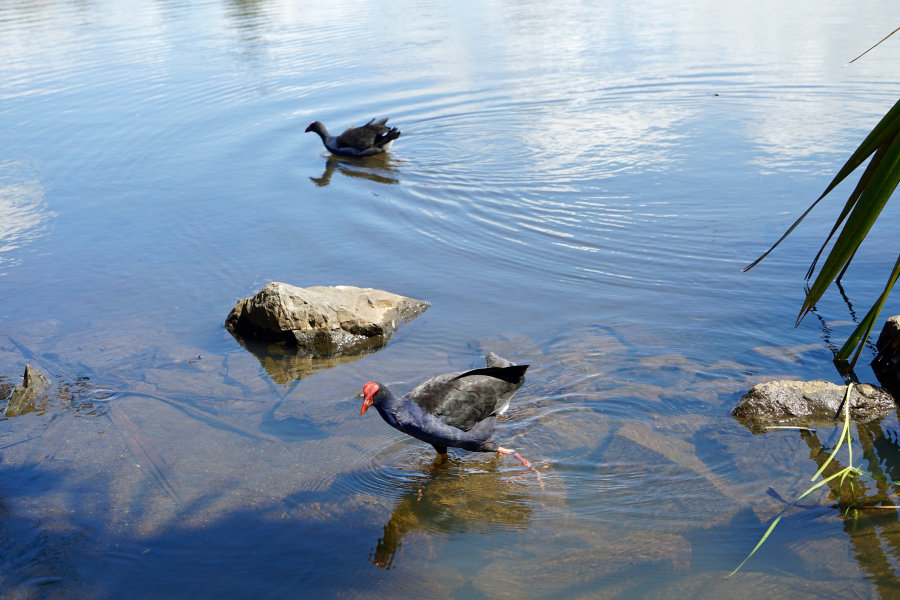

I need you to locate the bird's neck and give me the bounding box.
[311,124,331,142]
[375,388,405,420]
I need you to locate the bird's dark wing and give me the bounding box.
[366,117,390,133]
[335,124,378,151]
[335,118,397,152]
[409,365,528,431]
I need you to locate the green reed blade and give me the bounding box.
[745,105,900,274]
[805,142,888,280]
[847,390,853,468]
[811,384,853,482]
[728,467,852,579]
[836,304,881,363]
[842,253,900,368]
[818,99,900,199]
[742,198,833,272]
[798,133,900,325]
[834,253,900,364]
[868,473,900,486]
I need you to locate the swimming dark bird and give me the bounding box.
[306,118,401,158]
[360,353,532,466]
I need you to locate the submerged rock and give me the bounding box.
[6,364,51,417]
[873,315,900,396]
[732,380,896,433]
[225,283,429,358]
[229,331,373,385]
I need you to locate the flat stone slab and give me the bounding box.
[6,364,51,417]
[225,283,428,358]
[732,379,896,433]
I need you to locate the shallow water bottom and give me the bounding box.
[2,317,898,599]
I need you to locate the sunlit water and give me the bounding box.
[3,0,900,597]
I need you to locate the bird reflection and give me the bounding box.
[369,456,533,569]
[310,156,400,187]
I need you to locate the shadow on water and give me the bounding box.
[0,466,95,598]
[0,461,377,599]
[310,156,401,188]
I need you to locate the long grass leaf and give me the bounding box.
[836,304,881,363]
[805,143,888,280]
[817,99,900,200]
[726,513,788,578]
[801,143,900,320]
[843,253,900,367]
[835,246,858,284]
[847,26,900,65]
[744,122,894,275]
[811,384,853,481]
[841,391,854,491]
[797,133,900,324]
[728,467,852,578]
[868,473,900,486]
[743,199,833,272]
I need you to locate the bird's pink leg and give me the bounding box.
[498,447,531,468]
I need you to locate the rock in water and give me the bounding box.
[732,380,896,433]
[6,364,51,417]
[225,283,429,358]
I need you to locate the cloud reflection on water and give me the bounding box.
[0,161,52,276]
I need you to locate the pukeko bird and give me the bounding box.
[360,353,532,467]
[306,117,400,158]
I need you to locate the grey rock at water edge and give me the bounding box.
[876,315,900,352]
[5,364,51,417]
[873,315,900,396]
[732,379,897,434]
[225,283,429,358]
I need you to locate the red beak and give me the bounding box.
[361,382,378,415]
[360,395,373,415]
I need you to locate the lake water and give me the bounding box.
[4,0,900,597]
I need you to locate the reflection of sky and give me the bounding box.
[258,0,900,182]
[1,0,899,333]
[0,161,52,276]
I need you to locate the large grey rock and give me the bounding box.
[225,283,429,358]
[6,364,51,417]
[732,379,896,433]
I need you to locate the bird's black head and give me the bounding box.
[361,381,386,415]
[305,121,323,134]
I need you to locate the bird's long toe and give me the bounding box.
[498,446,532,468]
